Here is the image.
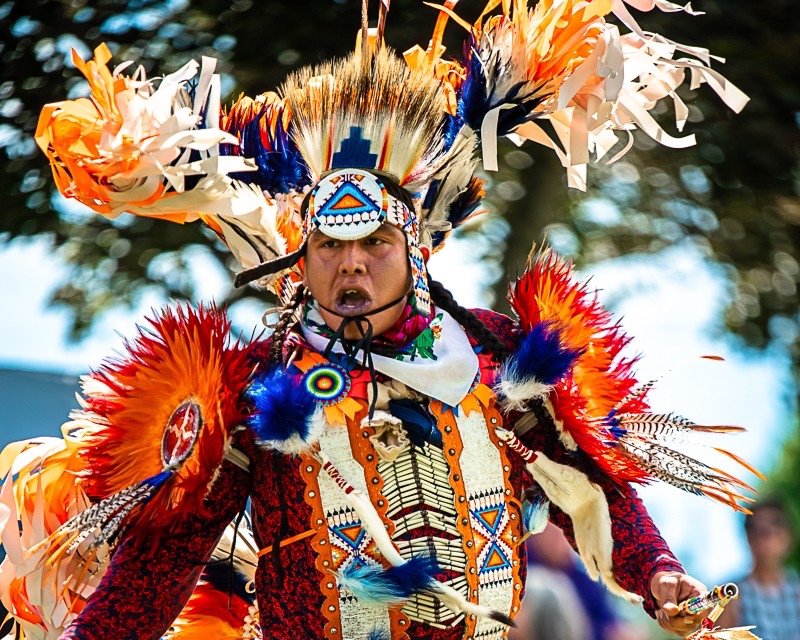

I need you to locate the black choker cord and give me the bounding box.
[316,294,407,419]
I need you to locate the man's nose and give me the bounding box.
[338,242,367,274]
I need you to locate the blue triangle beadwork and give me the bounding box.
[315,180,381,221]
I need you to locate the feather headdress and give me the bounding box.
[36,1,746,306]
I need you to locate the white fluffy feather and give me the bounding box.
[495,376,553,413]
[525,452,642,604]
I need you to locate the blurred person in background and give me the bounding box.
[509,523,650,640]
[717,498,800,639]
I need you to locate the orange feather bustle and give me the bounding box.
[508,249,763,511]
[71,303,253,528]
[509,249,649,482]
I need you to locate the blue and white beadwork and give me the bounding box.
[307,170,391,241]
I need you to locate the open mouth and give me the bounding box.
[335,288,372,316]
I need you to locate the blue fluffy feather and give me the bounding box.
[338,556,439,605]
[220,105,310,194]
[246,367,317,444]
[522,490,550,536]
[367,629,391,640]
[505,321,582,386]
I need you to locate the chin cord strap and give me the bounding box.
[316,294,407,420]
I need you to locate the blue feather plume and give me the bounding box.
[337,556,440,605]
[221,104,311,194]
[246,367,317,445]
[505,321,582,386]
[522,489,550,536]
[367,629,391,640]
[457,34,544,137]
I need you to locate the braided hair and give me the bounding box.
[263,286,306,580]
[268,284,306,365]
[427,277,511,363]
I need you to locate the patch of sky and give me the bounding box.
[576,198,623,227]
[53,192,97,225]
[598,162,642,206]
[146,244,232,301]
[429,221,508,309]
[769,314,799,347]
[166,0,190,11]
[55,34,91,68]
[11,16,42,38]
[220,74,236,99]
[20,169,46,194]
[74,7,96,23]
[0,98,22,119]
[101,15,132,35]
[0,126,36,158]
[680,164,712,197]
[66,78,90,100]
[213,35,237,53]
[158,23,184,39]
[34,38,55,62]
[651,217,684,242]
[624,211,652,235]
[143,40,170,59]
[132,8,166,31]
[662,198,718,233]
[541,223,580,257]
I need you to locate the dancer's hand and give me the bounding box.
[651,571,708,636]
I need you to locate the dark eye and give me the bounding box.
[320,239,338,249]
[366,236,385,245]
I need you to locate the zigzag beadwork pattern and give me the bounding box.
[469,491,514,583]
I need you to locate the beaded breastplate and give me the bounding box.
[293,350,524,640]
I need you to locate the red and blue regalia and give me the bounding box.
[0,2,762,639]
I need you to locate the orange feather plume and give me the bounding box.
[69,303,253,527]
[508,249,763,511]
[166,578,256,640]
[509,248,648,481]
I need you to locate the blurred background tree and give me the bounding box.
[2,0,798,346]
[1,0,799,548]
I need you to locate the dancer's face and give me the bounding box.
[304,224,410,339]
